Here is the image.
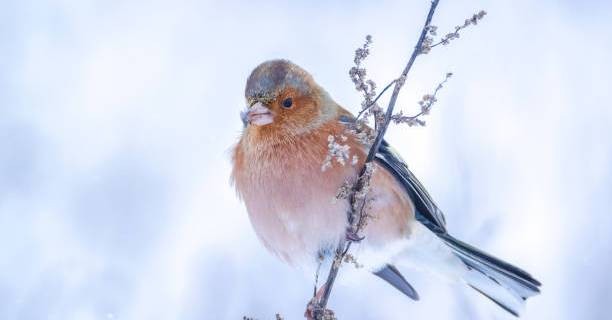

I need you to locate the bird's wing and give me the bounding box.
[337,113,447,234]
[375,140,447,234]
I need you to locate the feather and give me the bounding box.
[371,137,541,316]
[375,140,447,234]
[441,233,541,317]
[373,264,419,301]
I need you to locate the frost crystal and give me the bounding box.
[321,135,351,171]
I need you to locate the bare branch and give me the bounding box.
[313,1,442,318]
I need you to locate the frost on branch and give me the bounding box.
[391,72,452,126]
[348,162,376,233]
[349,35,376,112]
[321,135,352,172]
[344,253,364,269]
[421,10,487,54]
[335,179,354,202]
[349,35,386,138]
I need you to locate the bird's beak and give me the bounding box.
[246,102,274,126]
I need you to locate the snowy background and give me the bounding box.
[1,0,611,319]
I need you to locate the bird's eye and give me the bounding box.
[282,97,293,109]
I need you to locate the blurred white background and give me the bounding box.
[1,0,611,319]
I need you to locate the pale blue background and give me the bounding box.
[1,0,611,319]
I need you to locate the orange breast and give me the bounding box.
[231,120,415,265]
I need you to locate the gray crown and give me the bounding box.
[245,59,314,104]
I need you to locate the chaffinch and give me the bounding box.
[231,59,540,316]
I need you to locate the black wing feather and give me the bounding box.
[373,264,419,300]
[375,140,447,234]
[337,115,446,234]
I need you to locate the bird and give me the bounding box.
[231,59,541,317]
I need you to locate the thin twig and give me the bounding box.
[355,79,397,120]
[425,10,487,51]
[313,1,441,317]
[391,72,452,126]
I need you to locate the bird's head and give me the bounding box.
[242,59,335,135]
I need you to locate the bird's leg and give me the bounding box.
[312,256,322,297]
[305,253,331,320]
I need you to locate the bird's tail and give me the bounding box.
[439,233,541,317]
